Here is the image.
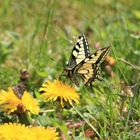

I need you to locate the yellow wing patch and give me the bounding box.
[77,63,95,84]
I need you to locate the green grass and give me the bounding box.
[0,0,140,139]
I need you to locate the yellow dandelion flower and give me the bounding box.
[39,79,79,107]
[0,123,29,140]
[0,88,21,114]
[22,91,40,115]
[0,88,40,114]
[0,123,59,140]
[31,127,59,140]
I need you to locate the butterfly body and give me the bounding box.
[64,34,110,86]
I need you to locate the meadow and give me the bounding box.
[0,0,140,139]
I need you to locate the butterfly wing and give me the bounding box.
[74,47,110,86]
[67,34,90,68]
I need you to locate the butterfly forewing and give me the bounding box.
[74,47,110,85]
[84,47,110,64]
[68,34,90,68]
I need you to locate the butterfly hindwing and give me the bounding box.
[74,47,110,85]
[68,34,90,68]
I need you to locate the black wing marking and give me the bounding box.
[67,34,90,68]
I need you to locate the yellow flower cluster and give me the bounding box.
[0,123,59,140]
[39,79,80,107]
[0,80,79,139]
[0,88,40,114]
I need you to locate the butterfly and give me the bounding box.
[63,34,110,86]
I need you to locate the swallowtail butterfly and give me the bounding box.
[63,34,110,86]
